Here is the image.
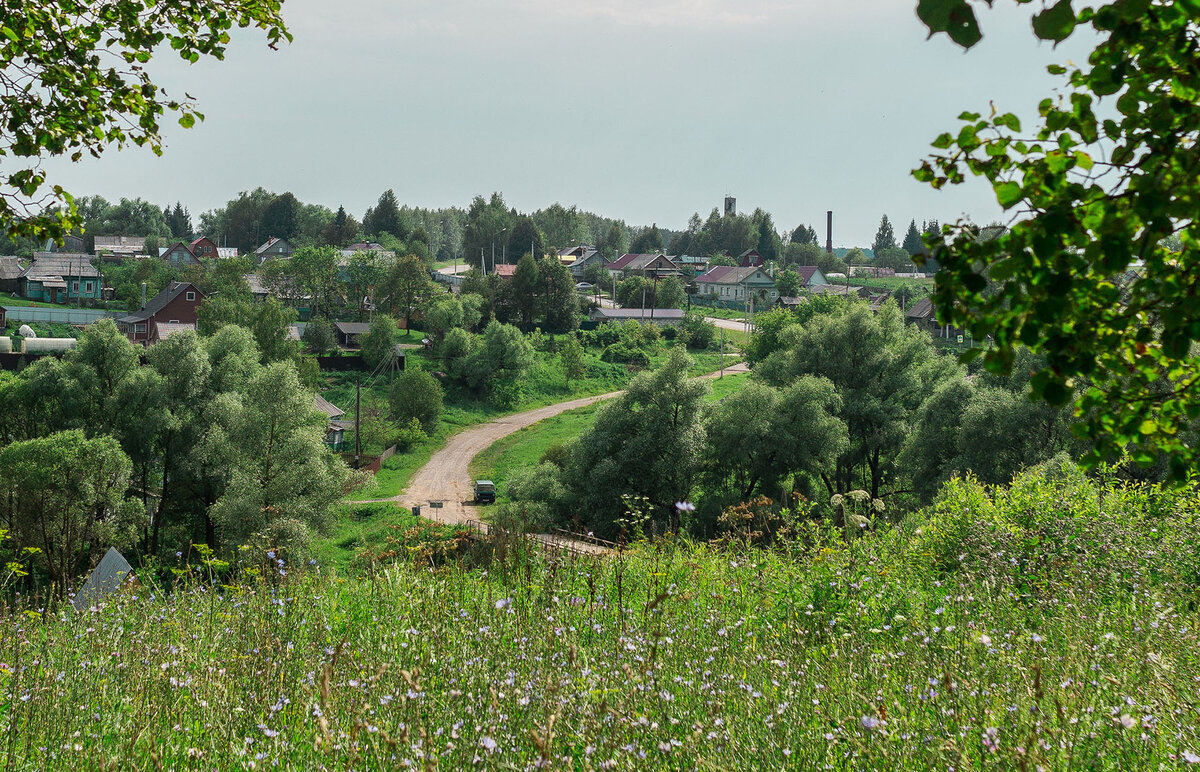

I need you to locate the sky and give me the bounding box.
[42,0,1094,247]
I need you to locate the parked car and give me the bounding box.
[575,282,593,290]
[473,480,496,504]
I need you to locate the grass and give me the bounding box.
[470,372,752,503]
[314,501,464,575]
[0,292,61,308]
[7,463,1199,769]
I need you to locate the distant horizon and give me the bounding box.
[40,1,1092,247]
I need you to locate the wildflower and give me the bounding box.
[979,634,992,646]
[674,501,695,512]
[480,737,498,752]
[1182,750,1199,764]
[1031,634,1043,643]
[1119,715,1137,729]
[860,715,882,731]
[495,598,512,610]
[934,607,945,616]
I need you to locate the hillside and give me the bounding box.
[6,462,1198,769]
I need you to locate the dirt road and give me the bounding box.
[374,363,749,551]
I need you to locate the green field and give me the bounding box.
[7,463,1197,770]
[848,275,935,292]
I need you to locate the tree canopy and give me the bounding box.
[0,1,289,242]
[914,0,1200,477]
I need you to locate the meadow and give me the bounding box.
[4,461,1198,770]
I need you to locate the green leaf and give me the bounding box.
[996,181,1023,209]
[1032,0,1077,44]
[178,113,195,129]
[1139,419,1158,435]
[917,0,982,49]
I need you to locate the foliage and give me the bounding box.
[389,369,444,435]
[0,430,140,588]
[775,268,802,297]
[629,224,665,254]
[209,363,351,556]
[301,317,336,356]
[559,335,586,385]
[902,219,924,255]
[870,215,897,259]
[758,303,957,498]
[510,253,540,325]
[360,315,397,370]
[679,312,717,350]
[561,348,707,537]
[0,0,286,242]
[362,189,407,240]
[914,0,1200,477]
[377,255,435,328]
[536,256,580,332]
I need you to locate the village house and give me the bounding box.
[333,321,371,348]
[93,235,147,257]
[0,256,23,293]
[606,253,681,280]
[695,265,780,305]
[189,237,219,258]
[314,395,351,449]
[906,297,970,340]
[566,249,607,278]
[117,281,206,345]
[588,307,686,325]
[737,249,765,268]
[254,237,294,263]
[18,254,103,303]
[160,242,202,268]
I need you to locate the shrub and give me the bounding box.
[600,342,650,367]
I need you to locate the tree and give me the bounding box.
[914,0,1200,476]
[261,192,300,241]
[871,215,897,260]
[616,276,651,308]
[583,262,612,291]
[166,202,193,239]
[538,256,580,332]
[775,268,802,298]
[363,189,407,240]
[758,303,956,498]
[360,316,397,370]
[0,431,140,588]
[511,253,540,326]
[561,348,707,537]
[507,216,545,264]
[560,335,586,386]
[250,298,300,363]
[377,255,435,330]
[209,363,349,556]
[702,378,847,506]
[902,219,923,256]
[302,318,336,355]
[630,224,665,254]
[877,247,917,273]
[322,205,358,247]
[343,251,384,318]
[461,193,514,270]
[790,224,819,246]
[655,276,686,310]
[389,369,444,435]
[0,2,288,242]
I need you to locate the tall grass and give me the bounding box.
[4,462,1196,769]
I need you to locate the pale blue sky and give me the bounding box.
[44,0,1092,246]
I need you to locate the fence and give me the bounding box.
[4,307,124,325]
[462,519,617,557]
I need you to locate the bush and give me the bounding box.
[600,342,650,367]
[389,368,443,434]
[302,318,336,355]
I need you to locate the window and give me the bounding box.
[134,323,146,333]
[72,281,79,294]
[169,319,179,324]
[186,291,196,301]
[84,281,93,293]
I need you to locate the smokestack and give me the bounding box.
[826,211,833,254]
[141,282,147,307]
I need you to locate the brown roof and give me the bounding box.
[493,264,517,278]
[696,266,767,284]
[153,322,196,341]
[906,297,935,319]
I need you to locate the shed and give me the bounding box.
[333,321,371,348]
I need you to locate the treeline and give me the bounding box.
[494,297,1149,541]
[0,320,355,590]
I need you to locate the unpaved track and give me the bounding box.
[369,363,749,551]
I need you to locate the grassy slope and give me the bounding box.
[10,467,1199,770]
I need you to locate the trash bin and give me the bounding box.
[412,504,421,518]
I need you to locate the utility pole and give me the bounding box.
[354,376,361,470]
[720,327,725,379]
